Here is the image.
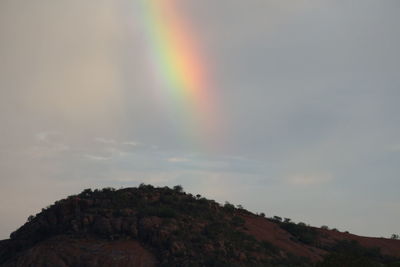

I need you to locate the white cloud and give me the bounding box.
[94,137,117,144]
[167,157,190,163]
[29,132,69,158]
[35,131,61,142]
[122,141,139,146]
[84,154,112,161]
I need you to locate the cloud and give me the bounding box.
[84,154,112,161]
[35,131,61,142]
[122,141,140,147]
[29,132,70,159]
[167,157,190,163]
[94,137,117,144]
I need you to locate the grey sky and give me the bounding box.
[0,0,399,239]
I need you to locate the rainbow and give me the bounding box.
[138,0,219,151]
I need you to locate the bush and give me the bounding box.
[223,202,235,212]
[81,188,92,197]
[279,221,318,245]
[391,234,399,240]
[173,185,183,193]
[317,240,396,267]
[284,218,292,223]
[231,216,245,227]
[261,241,279,253]
[140,205,177,218]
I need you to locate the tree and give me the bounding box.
[81,188,92,197]
[390,234,399,240]
[224,202,235,212]
[173,185,183,192]
[284,218,292,223]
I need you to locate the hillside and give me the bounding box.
[0,185,399,266]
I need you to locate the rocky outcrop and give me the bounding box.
[1,185,399,266]
[1,236,157,267]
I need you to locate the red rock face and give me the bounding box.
[2,236,157,267]
[242,214,326,262]
[243,213,400,262]
[316,228,400,258]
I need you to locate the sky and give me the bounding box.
[0,0,399,239]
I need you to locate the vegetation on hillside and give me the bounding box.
[1,185,399,266]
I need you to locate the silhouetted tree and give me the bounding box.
[224,202,235,212]
[284,218,292,223]
[173,185,183,192]
[391,234,399,240]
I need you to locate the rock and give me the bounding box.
[110,218,122,232]
[93,217,112,235]
[139,217,162,231]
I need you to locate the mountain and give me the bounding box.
[1,185,399,266]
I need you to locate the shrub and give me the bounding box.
[280,221,318,245]
[284,218,292,223]
[317,240,396,266]
[261,241,279,253]
[223,202,235,212]
[81,188,92,197]
[231,216,245,227]
[140,205,177,218]
[173,185,183,193]
[391,234,399,240]
[102,187,116,192]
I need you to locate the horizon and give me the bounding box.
[1,0,399,240]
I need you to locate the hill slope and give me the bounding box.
[1,185,399,266]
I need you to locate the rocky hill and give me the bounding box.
[1,185,399,266]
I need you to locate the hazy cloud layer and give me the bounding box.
[0,0,399,239]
